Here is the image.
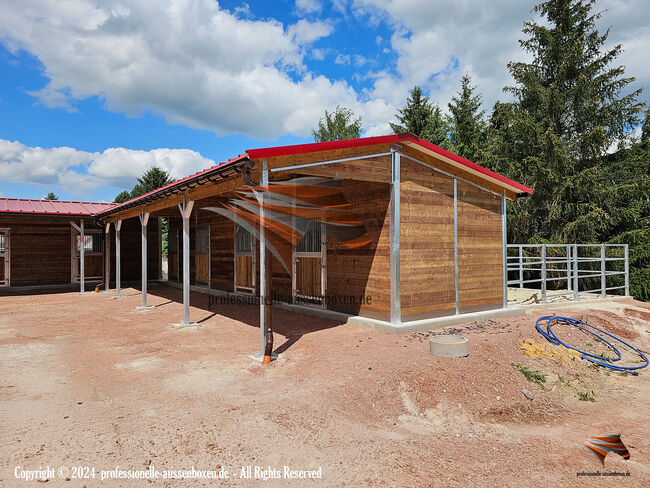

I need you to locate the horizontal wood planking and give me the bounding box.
[457,180,503,310]
[399,159,456,316]
[0,214,75,285]
[326,180,391,317]
[400,144,516,200]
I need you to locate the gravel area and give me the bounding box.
[1,284,648,486]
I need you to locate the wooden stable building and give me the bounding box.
[1,134,532,357]
[0,199,157,289]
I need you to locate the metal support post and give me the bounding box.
[601,243,606,298]
[624,244,630,297]
[454,179,459,315]
[541,245,547,304]
[138,211,151,309]
[566,245,571,291]
[104,223,111,292]
[573,244,578,301]
[258,160,269,356]
[389,146,401,324]
[178,198,194,325]
[114,220,122,297]
[519,246,523,289]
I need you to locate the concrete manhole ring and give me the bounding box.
[429,334,469,358]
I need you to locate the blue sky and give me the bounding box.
[0,0,647,202]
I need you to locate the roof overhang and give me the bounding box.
[247,133,533,197]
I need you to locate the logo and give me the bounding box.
[580,434,630,466]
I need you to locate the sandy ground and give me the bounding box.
[1,284,649,487]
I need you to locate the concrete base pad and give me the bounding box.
[136,305,156,311]
[347,307,524,333]
[110,295,128,299]
[173,322,200,328]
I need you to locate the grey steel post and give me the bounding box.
[624,244,630,297]
[501,192,507,308]
[178,198,193,325]
[518,246,523,289]
[389,146,401,324]
[104,223,110,292]
[139,212,149,308]
[258,160,269,355]
[115,220,122,298]
[573,243,578,301]
[566,245,571,291]
[453,179,459,315]
[541,244,547,304]
[79,219,85,293]
[600,243,606,298]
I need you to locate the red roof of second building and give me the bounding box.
[0,198,115,215]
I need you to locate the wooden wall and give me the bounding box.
[457,181,503,312]
[400,159,456,320]
[326,180,391,320]
[0,214,75,286]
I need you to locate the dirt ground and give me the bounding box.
[1,284,648,487]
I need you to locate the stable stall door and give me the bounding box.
[234,224,256,293]
[168,228,179,282]
[195,225,210,286]
[293,221,326,307]
[0,228,9,287]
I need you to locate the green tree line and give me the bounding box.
[315,0,648,300]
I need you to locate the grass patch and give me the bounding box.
[577,391,596,402]
[512,363,547,386]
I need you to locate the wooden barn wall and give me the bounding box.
[399,159,456,321]
[326,180,391,320]
[457,180,503,312]
[198,210,235,292]
[106,218,160,284]
[0,214,74,285]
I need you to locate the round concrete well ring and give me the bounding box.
[429,334,469,358]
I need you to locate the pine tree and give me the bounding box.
[113,190,131,203]
[447,73,486,162]
[43,192,59,200]
[312,106,362,142]
[391,86,450,147]
[130,167,173,198]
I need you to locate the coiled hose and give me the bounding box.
[535,315,648,375]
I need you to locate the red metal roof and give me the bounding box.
[0,198,115,215]
[97,153,251,216]
[247,133,534,195]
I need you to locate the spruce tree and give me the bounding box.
[497,0,644,243]
[131,167,173,198]
[391,86,449,147]
[43,192,59,200]
[447,73,486,162]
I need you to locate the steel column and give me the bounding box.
[258,160,269,356]
[178,198,194,325]
[104,223,110,292]
[115,220,122,298]
[389,147,401,324]
[518,246,523,289]
[624,244,630,296]
[573,244,578,301]
[139,212,150,308]
[566,245,571,291]
[453,179,459,315]
[600,243,606,298]
[501,192,507,308]
[541,245,547,304]
[80,219,85,294]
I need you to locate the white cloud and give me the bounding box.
[0,139,215,196]
[0,0,645,142]
[0,0,356,140]
[296,0,322,15]
[355,0,649,135]
[335,53,351,65]
[288,19,333,45]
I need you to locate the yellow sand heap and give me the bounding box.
[521,339,581,362]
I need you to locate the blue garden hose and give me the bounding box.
[535,315,648,375]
